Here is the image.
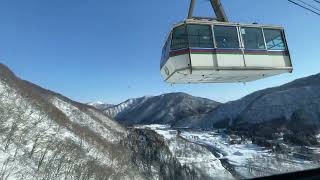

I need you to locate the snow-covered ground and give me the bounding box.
[180,131,317,178]
[135,125,233,179]
[52,97,125,143]
[135,124,320,179]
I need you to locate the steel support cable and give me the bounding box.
[188,0,196,19]
[314,0,320,4]
[209,0,228,22]
[187,0,228,22]
[288,0,320,16]
[296,0,320,12]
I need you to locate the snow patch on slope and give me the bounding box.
[104,96,152,118]
[136,125,234,179]
[88,101,104,106]
[51,97,123,143]
[135,124,320,179]
[181,131,317,178]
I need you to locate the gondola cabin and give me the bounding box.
[160,19,293,83]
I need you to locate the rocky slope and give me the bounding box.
[0,64,200,180]
[92,93,220,126]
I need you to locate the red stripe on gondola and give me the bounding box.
[244,50,268,55]
[268,51,289,55]
[170,49,243,56]
[191,49,216,53]
[169,49,289,57]
[215,49,242,54]
[170,49,190,56]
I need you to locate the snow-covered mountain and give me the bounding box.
[95,93,220,126]
[176,73,320,145]
[140,125,320,179]
[105,96,152,118]
[88,97,152,118]
[87,101,114,111]
[87,72,320,147]
[136,125,320,179]
[2,63,320,179]
[0,64,204,180]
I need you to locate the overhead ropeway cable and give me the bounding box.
[314,0,320,4]
[296,0,320,12]
[288,0,320,16]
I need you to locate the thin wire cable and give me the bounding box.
[314,0,320,4]
[288,0,320,16]
[296,0,320,12]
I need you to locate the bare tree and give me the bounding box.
[37,145,49,171]
[4,122,17,150]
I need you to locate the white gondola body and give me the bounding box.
[160,20,293,83]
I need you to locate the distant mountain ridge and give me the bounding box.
[88,97,153,118]
[178,73,320,128]
[90,73,320,132]
[106,96,152,118]
[173,73,320,145]
[87,101,114,111]
[88,72,320,145]
[90,93,220,126]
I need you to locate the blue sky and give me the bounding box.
[0,0,319,104]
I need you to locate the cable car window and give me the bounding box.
[264,29,286,50]
[213,26,240,49]
[187,24,214,48]
[161,41,167,60]
[161,38,169,67]
[241,27,266,50]
[171,25,188,50]
[161,45,165,64]
[166,35,171,53]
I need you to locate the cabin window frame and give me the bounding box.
[237,26,244,49]
[239,26,267,50]
[168,23,289,52]
[170,25,189,51]
[263,28,288,51]
[281,29,290,51]
[186,24,215,49]
[161,33,172,68]
[212,25,241,49]
[211,25,217,48]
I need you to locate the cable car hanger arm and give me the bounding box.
[187,0,228,22]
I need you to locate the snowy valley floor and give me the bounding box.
[135,124,320,179]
